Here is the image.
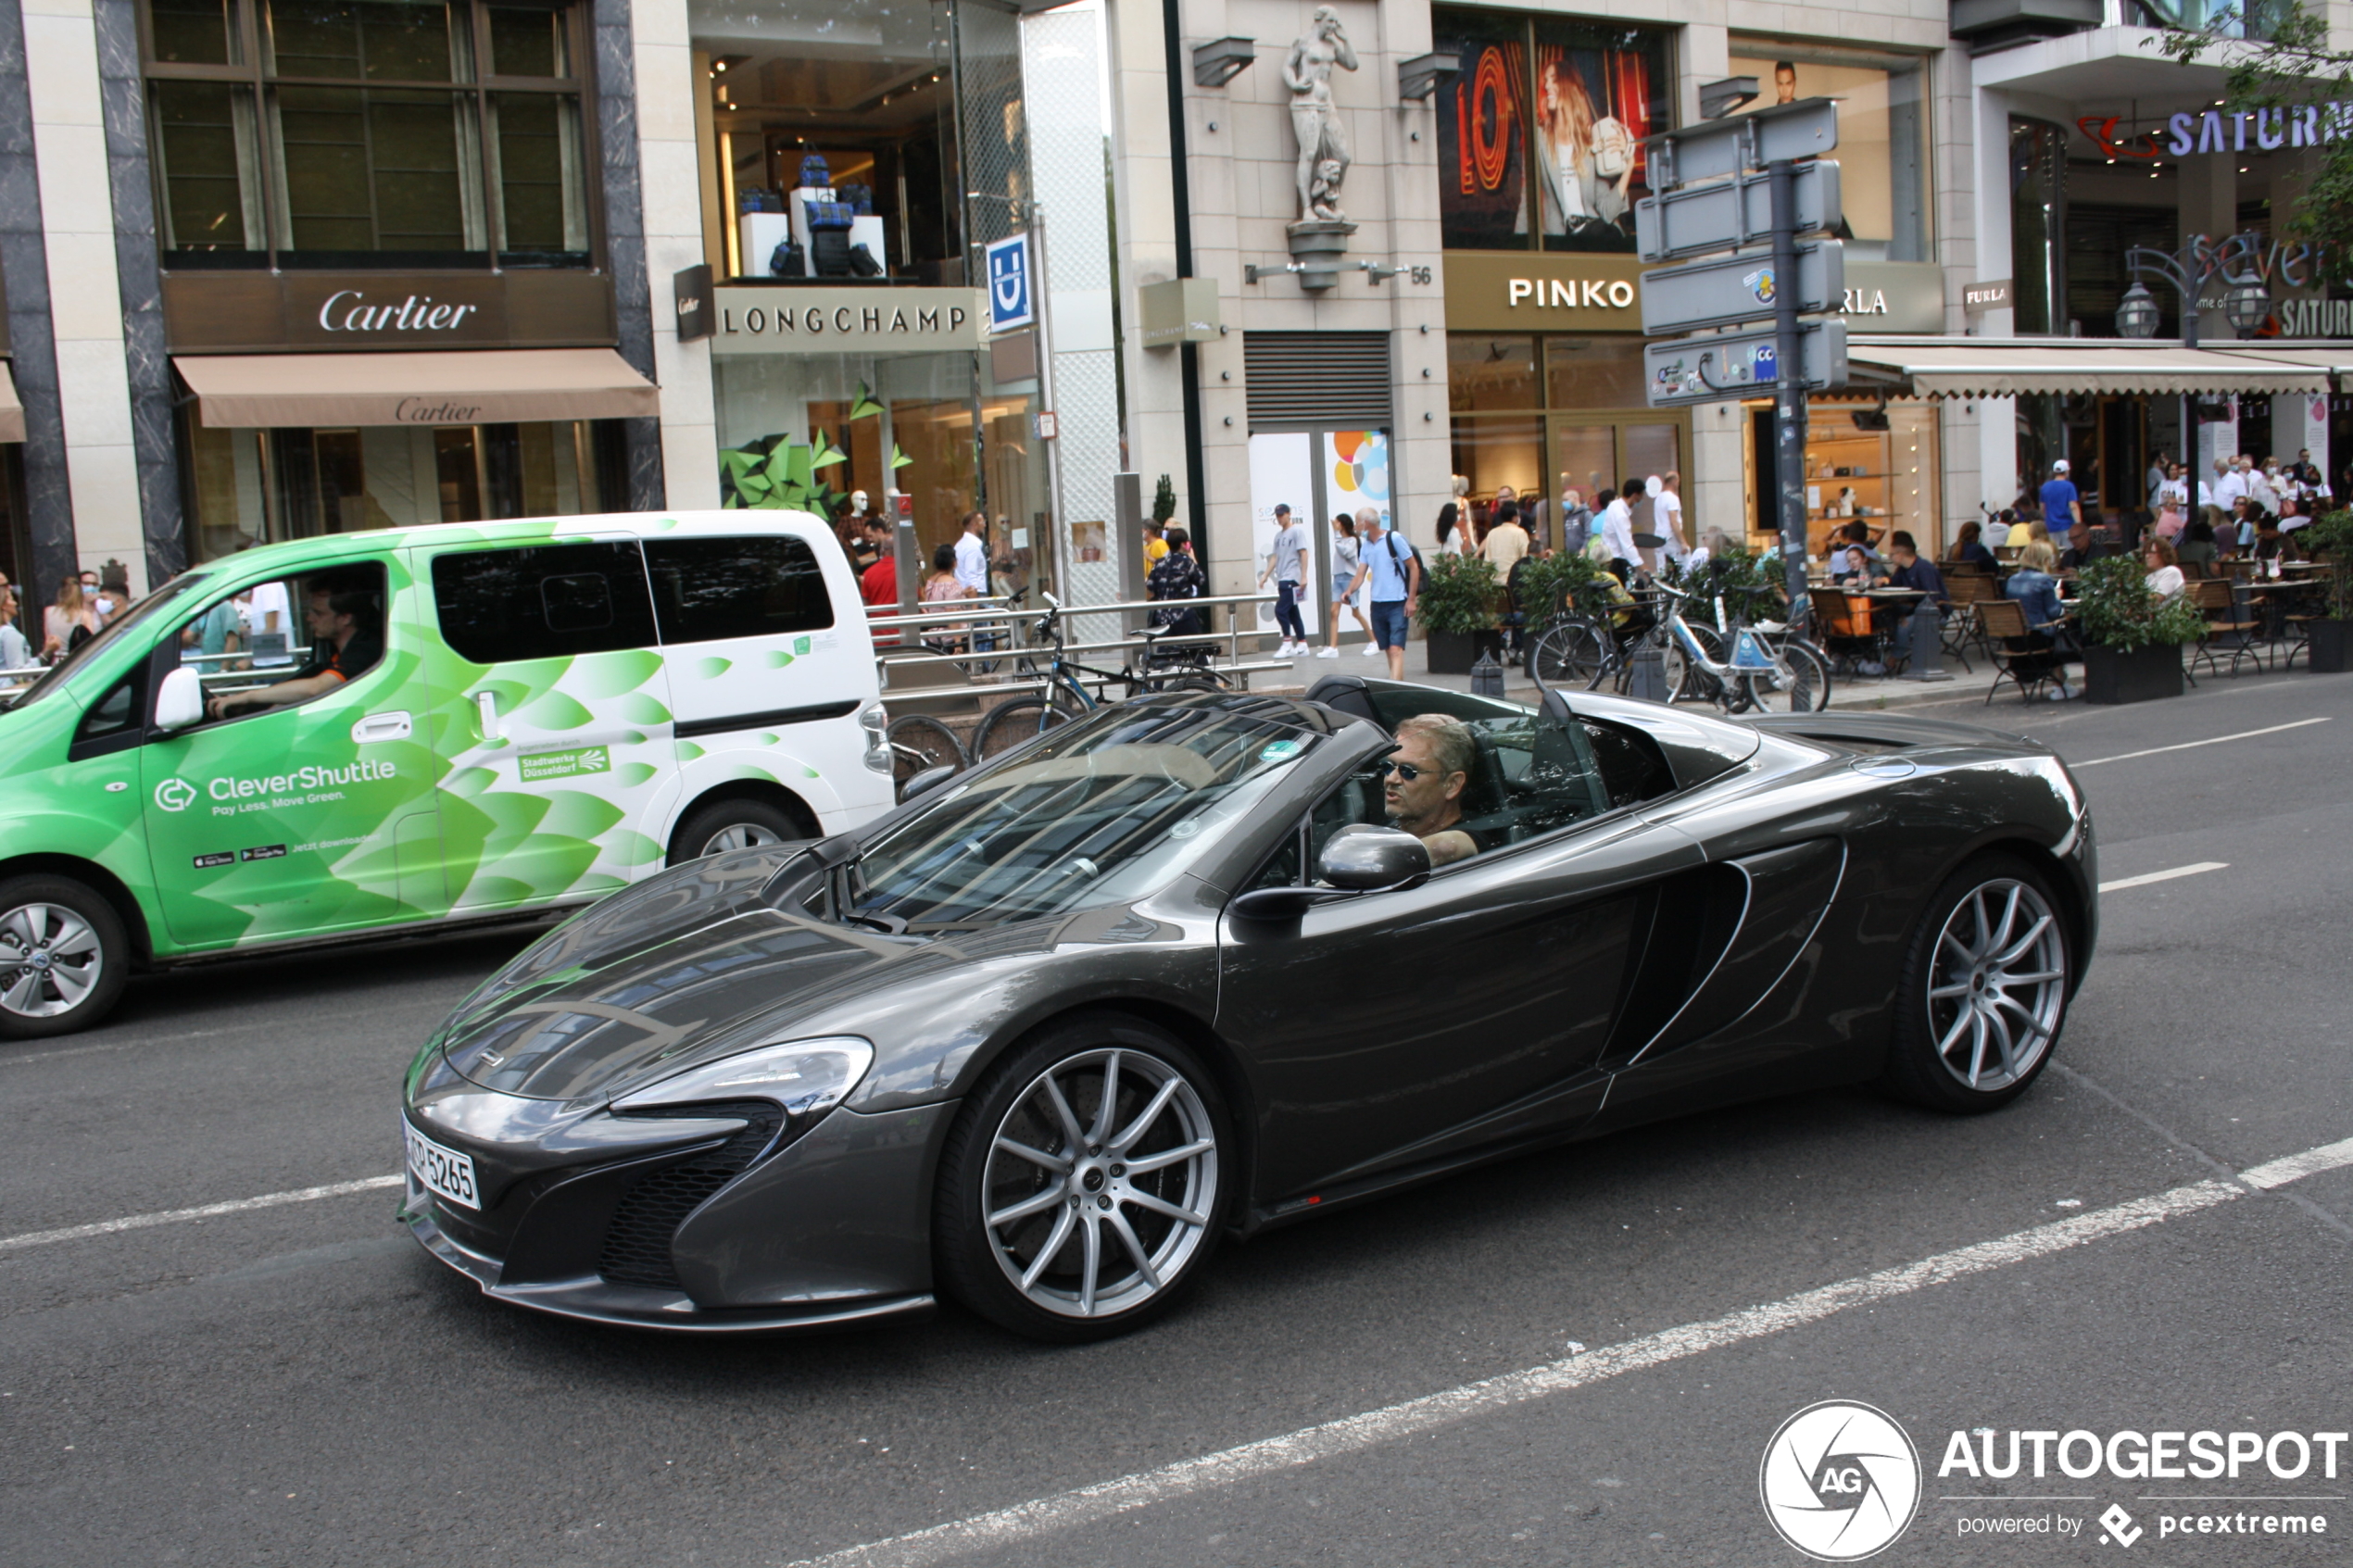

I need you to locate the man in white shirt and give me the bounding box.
[1653,472,1689,563]
[1258,503,1312,657]
[245,578,293,665]
[2208,458,2244,533]
[1597,484,1640,568]
[952,510,989,596]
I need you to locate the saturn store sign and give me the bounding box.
[710,287,984,357]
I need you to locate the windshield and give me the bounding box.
[849,704,1320,931]
[4,574,210,711]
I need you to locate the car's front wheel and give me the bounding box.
[934,1014,1230,1341]
[0,875,130,1039]
[1882,853,2072,1112]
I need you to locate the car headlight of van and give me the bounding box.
[611,1036,875,1119]
[859,700,891,773]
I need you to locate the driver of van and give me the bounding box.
[1380,714,1484,869]
[206,575,382,721]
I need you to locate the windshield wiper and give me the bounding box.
[840,909,909,935]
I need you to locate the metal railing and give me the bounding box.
[865,591,1290,704]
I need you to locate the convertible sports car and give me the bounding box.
[399,677,2095,1341]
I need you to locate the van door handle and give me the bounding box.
[351,711,412,745]
[473,691,500,740]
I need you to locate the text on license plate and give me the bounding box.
[404,1122,480,1210]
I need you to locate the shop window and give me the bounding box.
[1450,335,1541,412]
[2009,119,2066,336]
[644,536,835,645]
[143,0,590,268]
[1543,338,1644,410]
[1727,46,1930,264]
[431,541,657,664]
[1431,7,1671,255]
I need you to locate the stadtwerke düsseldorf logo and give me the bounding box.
[1761,1400,1923,1561]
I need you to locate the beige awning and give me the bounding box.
[1845,337,2337,399]
[174,348,659,429]
[0,361,22,443]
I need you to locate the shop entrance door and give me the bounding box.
[1247,428,1394,643]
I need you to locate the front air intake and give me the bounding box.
[597,1101,784,1291]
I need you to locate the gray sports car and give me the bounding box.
[399,677,2095,1340]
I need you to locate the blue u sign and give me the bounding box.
[986,233,1033,332]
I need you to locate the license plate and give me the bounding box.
[403,1121,480,1210]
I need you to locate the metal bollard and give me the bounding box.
[1900,600,1954,681]
[1468,650,1505,699]
[1626,640,1670,703]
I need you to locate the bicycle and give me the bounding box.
[968,593,1231,762]
[1531,578,1831,714]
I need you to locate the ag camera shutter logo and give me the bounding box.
[1760,1400,1921,1561]
[153,778,198,813]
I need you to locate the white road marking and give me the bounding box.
[0,1175,401,1255]
[786,1135,2353,1568]
[2099,861,2228,893]
[2072,716,2330,768]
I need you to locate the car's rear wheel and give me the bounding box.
[666,797,806,864]
[1883,853,2071,1112]
[0,875,130,1039]
[935,1014,1230,1341]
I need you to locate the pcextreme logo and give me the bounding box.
[1761,1400,1923,1561]
[153,778,197,813]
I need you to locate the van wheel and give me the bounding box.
[0,876,130,1039]
[667,797,807,865]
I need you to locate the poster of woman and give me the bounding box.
[1531,53,1635,237]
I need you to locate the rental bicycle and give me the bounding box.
[968,594,1231,761]
[1530,578,1831,714]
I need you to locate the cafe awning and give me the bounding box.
[0,361,22,443]
[1844,337,2339,399]
[173,347,660,429]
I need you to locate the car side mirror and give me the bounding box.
[900,762,957,803]
[1315,822,1431,892]
[154,665,204,731]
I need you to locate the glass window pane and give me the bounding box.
[431,542,659,664]
[1530,19,1667,254]
[487,4,567,76]
[1622,423,1680,485]
[1450,415,1545,525]
[1450,334,1539,412]
[642,536,837,645]
[155,81,264,252]
[1544,338,1644,409]
[1727,49,1929,262]
[493,92,584,253]
[150,0,238,65]
[1431,8,1530,251]
[267,0,457,82]
[274,85,481,255]
[1552,424,1616,521]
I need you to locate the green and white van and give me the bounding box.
[0,511,893,1037]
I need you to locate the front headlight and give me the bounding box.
[859,699,891,773]
[611,1035,875,1117]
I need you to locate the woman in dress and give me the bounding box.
[1320,513,1375,658]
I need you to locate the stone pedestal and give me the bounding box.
[1287,220,1357,291]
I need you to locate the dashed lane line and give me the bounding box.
[779,1134,2353,1568]
[2099,861,2228,893]
[0,1176,402,1255]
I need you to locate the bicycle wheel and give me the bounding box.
[1530,618,1612,690]
[886,715,967,798]
[1739,638,1832,713]
[1662,623,1729,707]
[972,695,1074,762]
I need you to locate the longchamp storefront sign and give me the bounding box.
[710,287,984,356]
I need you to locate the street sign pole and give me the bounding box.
[1769,159,1810,622]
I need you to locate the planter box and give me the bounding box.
[2082,642,2184,705]
[1425,628,1502,674]
[2309,618,2352,673]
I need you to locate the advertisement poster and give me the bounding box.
[1248,430,1320,636]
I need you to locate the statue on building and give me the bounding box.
[1284,7,1359,225]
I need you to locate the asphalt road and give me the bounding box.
[5,671,2349,1568]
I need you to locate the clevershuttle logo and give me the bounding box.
[1761,1400,1922,1560]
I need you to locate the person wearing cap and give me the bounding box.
[1258,502,1311,658]
[2038,459,2082,532]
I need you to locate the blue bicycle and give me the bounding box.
[969,593,1231,761]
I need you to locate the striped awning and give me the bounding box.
[1845,337,2343,399]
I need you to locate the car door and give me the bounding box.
[137,555,446,948]
[419,537,678,910]
[1216,711,1707,1203]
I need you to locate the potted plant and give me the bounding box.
[2074,556,2206,704]
[2301,508,2353,672]
[1417,553,1504,674]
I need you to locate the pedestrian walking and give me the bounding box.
[1259,502,1311,657]
[1342,508,1419,680]
[1319,512,1373,659]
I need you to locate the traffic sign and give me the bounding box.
[985,232,1034,332]
[1640,240,1843,336]
[1642,98,1839,190]
[1635,161,1842,263]
[1642,320,1847,407]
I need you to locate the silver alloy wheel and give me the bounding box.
[703,823,782,854]
[0,902,104,1019]
[981,1047,1219,1319]
[1925,878,2067,1091]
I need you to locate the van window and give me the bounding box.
[432,542,658,665]
[169,562,390,727]
[644,535,835,646]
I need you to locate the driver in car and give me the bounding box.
[1381,714,1485,868]
[206,572,382,721]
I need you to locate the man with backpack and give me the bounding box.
[1341,507,1420,681]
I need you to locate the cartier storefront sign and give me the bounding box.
[710,286,984,355]
[161,270,618,353]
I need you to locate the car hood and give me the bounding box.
[1743,710,2047,755]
